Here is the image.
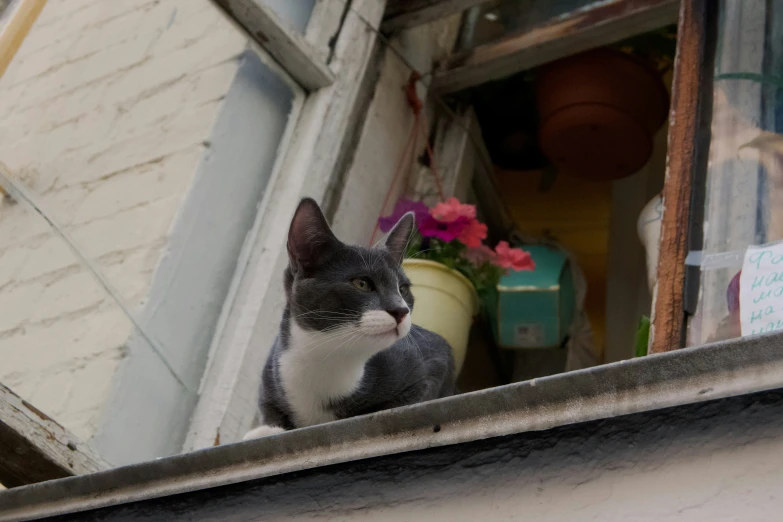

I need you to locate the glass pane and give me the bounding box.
[458,0,595,50]
[688,1,783,345]
[262,0,315,33]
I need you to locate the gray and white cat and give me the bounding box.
[244,198,455,439]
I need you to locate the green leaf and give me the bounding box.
[402,234,514,317]
[634,316,651,358]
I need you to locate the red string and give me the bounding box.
[405,71,423,116]
[369,111,419,246]
[418,116,446,201]
[406,70,447,201]
[369,71,448,245]
[400,119,418,196]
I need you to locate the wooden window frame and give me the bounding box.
[185,0,390,450]
[432,0,680,94]
[212,0,335,91]
[84,0,329,466]
[649,0,715,353]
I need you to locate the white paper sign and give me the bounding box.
[740,242,783,336]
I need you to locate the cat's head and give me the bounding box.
[284,198,415,353]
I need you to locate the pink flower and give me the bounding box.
[430,197,476,223]
[495,241,535,271]
[419,215,470,242]
[457,219,488,248]
[464,245,497,266]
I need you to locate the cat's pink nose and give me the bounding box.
[387,308,409,324]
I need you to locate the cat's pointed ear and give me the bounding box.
[287,198,339,272]
[384,212,415,265]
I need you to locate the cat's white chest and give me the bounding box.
[278,323,369,427]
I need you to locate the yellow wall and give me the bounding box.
[494,168,611,361]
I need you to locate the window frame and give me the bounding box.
[649,0,716,353]
[213,0,335,91]
[431,0,681,94]
[184,0,389,450]
[88,3,313,465]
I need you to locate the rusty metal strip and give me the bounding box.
[650,0,715,353]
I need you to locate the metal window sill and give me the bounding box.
[2,332,783,521]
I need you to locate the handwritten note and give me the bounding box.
[740,242,783,336]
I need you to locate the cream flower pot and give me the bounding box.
[402,259,479,375]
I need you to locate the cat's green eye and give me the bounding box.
[352,278,372,292]
[399,284,410,297]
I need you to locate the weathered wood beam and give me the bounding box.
[211,0,334,91]
[382,0,490,33]
[408,104,481,206]
[303,0,346,62]
[0,382,111,488]
[184,0,389,449]
[650,0,714,353]
[433,0,680,94]
[418,102,513,239]
[0,0,47,81]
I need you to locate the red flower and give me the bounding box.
[464,245,497,266]
[430,197,476,223]
[458,219,488,248]
[495,241,535,271]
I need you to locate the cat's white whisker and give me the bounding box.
[320,332,359,363]
[361,250,372,273]
[291,309,356,320]
[300,329,357,355]
[405,331,424,359]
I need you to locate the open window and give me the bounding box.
[393,0,678,390]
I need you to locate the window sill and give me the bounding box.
[3,331,783,521]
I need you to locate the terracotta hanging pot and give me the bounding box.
[537,48,669,181]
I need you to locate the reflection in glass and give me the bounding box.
[458,0,595,50]
[689,1,783,345]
